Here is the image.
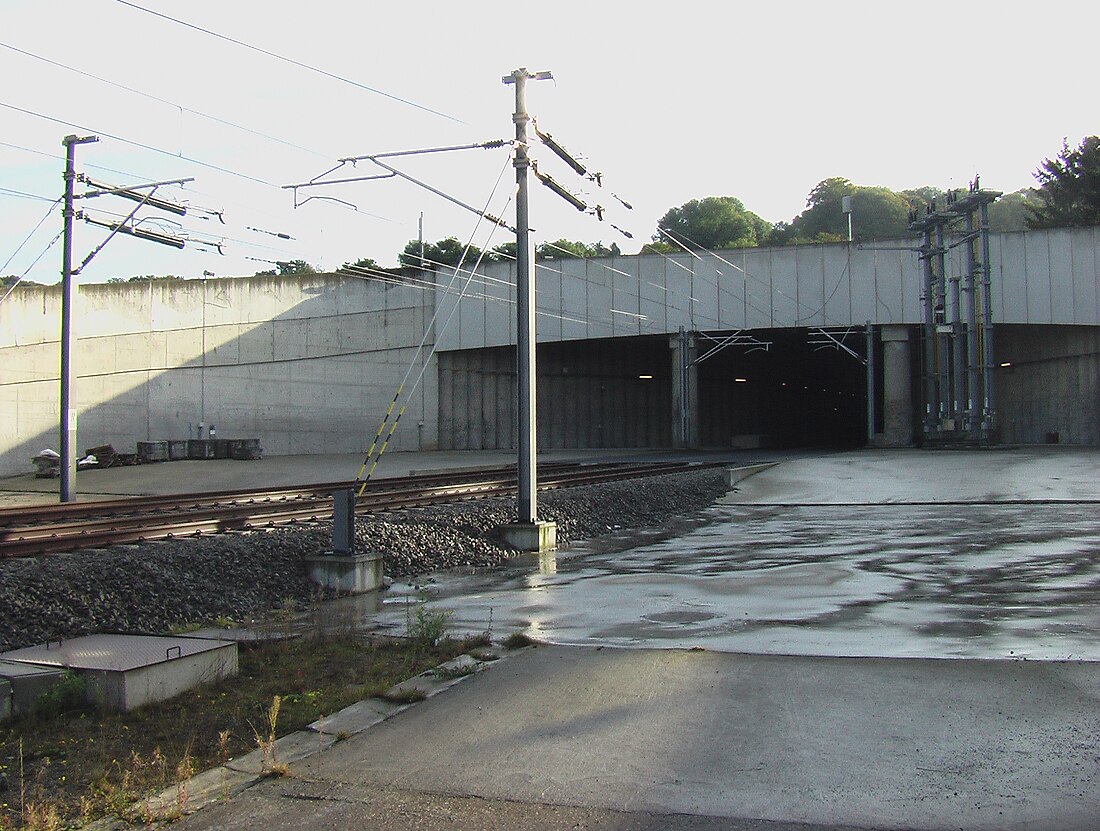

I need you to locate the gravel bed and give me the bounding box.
[0,470,726,652]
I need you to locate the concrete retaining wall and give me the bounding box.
[997,325,1100,445]
[436,227,1100,353]
[3,228,1099,477]
[0,274,437,477]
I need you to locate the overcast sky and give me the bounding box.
[1,0,1096,284]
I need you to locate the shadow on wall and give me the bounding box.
[0,273,438,478]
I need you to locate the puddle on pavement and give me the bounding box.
[341,502,1100,661]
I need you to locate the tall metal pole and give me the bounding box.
[920,231,937,436]
[979,199,995,430]
[964,211,981,434]
[59,133,98,503]
[865,321,875,444]
[504,68,550,525]
[934,222,949,426]
[950,251,965,429]
[418,211,425,270]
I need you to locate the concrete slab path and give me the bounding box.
[176,645,1100,831]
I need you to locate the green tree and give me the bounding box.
[1027,136,1100,228]
[534,239,622,259]
[400,237,483,269]
[104,274,182,283]
[343,257,381,271]
[276,259,317,276]
[777,178,911,244]
[899,186,943,208]
[589,241,622,257]
[987,189,1039,232]
[486,241,517,262]
[655,196,771,250]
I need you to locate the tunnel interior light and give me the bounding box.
[734,378,748,383]
[1000,361,1012,368]
[638,374,653,380]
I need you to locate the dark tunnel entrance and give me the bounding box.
[696,328,871,449]
[437,329,876,451]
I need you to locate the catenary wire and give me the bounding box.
[0,140,163,184]
[113,0,465,125]
[0,231,63,306]
[0,41,337,161]
[523,122,854,330]
[0,100,275,186]
[0,186,57,202]
[1,198,62,274]
[351,158,514,487]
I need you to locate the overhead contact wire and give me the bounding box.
[113,0,466,124]
[0,41,335,160]
[0,100,275,186]
[353,154,513,492]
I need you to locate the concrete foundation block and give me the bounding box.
[304,552,383,594]
[497,521,557,552]
[0,636,238,713]
[0,659,67,716]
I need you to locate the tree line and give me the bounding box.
[4,137,1095,287]
[331,135,1100,271]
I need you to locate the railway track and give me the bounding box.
[0,461,722,558]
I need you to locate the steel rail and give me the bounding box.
[0,462,722,558]
[0,462,590,527]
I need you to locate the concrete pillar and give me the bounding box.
[670,330,699,448]
[879,325,914,447]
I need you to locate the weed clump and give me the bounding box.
[406,602,452,650]
[503,632,536,650]
[32,671,87,719]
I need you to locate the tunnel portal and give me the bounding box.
[438,328,877,451]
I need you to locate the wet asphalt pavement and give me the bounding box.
[374,502,1100,660]
[371,450,1100,661]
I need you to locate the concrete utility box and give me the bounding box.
[0,635,237,712]
[0,659,68,717]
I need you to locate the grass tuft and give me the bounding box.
[379,686,427,704]
[502,631,536,649]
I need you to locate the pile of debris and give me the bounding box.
[31,438,262,478]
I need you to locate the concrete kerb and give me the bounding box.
[117,644,520,825]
